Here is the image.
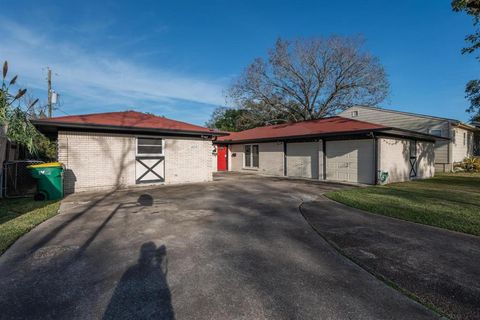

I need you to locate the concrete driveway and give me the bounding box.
[301,196,480,320]
[0,173,436,319]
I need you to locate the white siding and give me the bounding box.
[339,106,450,136]
[434,140,449,165]
[339,106,450,164]
[451,127,474,163]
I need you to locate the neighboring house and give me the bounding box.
[215,117,440,185]
[33,111,225,194]
[338,106,479,172]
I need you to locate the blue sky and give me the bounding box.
[0,0,477,124]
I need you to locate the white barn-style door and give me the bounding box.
[135,137,165,184]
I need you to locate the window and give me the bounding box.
[137,137,163,156]
[244,144,259,168]
[430,129,442,137]
[464,132,466,146]
[351,111,359,117]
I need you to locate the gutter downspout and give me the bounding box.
[370,132,379,185]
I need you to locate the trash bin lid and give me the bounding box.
[27,162,63,169]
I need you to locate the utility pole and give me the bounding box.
[47,68,52,118]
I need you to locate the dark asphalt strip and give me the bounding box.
[297,201,447,320]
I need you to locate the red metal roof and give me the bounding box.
[39,111,220,134]
[217,116,387,142]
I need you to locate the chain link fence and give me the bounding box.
[1,161,43,198]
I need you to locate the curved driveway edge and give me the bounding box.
[301,196,480,320]
[0,175,438,319]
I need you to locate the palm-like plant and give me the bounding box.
[462,156,480,172]
[1,61,48,155]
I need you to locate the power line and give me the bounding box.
[57,108,70,116]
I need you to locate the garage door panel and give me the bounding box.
[326,140,374,184]
[286,142,319,179]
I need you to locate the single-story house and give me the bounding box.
[33,111,225,193]
[338,106,479,172]
[214,116,445,185]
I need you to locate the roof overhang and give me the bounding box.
[376,128,448,142]
[32,120,228,138]
[214,127,448,144]
[452,122,479,132]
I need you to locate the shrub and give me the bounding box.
[1,60,54,157]
[455,156,480,172]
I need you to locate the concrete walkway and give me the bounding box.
[301,196,480,320]
[0,174,437,319]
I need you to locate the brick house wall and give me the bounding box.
[164,137,213,184]
[229,142,284,176]
[377,137,435,184]
[58,131,213,193]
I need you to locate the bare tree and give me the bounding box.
[229,36,389,124]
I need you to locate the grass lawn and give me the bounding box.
[326,173,480,236]
[0,198,60,255]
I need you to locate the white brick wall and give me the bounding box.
[58,131,213,193]
[417,141,435,179]
[378,137,435,184]
[58,131,136,193]
[229,142,285,176]
[164,137,213,184]
[378,138,410,183]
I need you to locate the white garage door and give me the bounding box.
[286,142,319,179]
[326,140,374,184]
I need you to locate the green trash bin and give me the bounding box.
[27,162,64,201]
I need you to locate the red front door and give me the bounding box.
[217,145,228,171]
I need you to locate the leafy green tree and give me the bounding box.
[452,0,480,119]
[1,61,55,159]
[206,103,297,131]
[206,107,247,132]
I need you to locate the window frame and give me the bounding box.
[429,129,442,137]
[243,144,259,168]
[136,136,165,157]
